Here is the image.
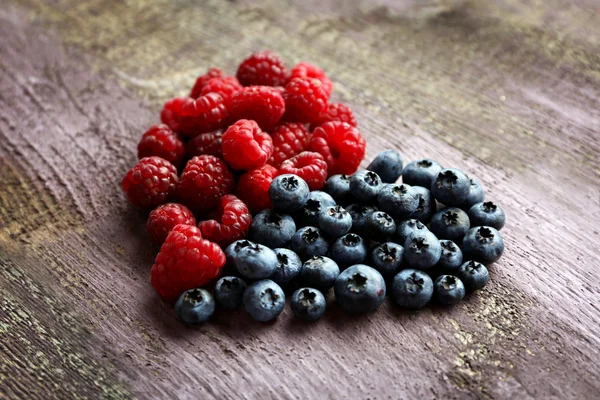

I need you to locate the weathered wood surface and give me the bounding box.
[1,0,599,398]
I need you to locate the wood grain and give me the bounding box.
[1,0,599,398]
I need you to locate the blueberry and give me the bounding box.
[250,209,296,248]
[370,242,404,278]
[367,149,403,183]
[295,190,337,227]
[290,226,329,261]
[214,276,247,309]
[404,230,442,270]
[396,219,428,246]
[318,205,352,237]
[429,207,470,243]
[391,269,434,309]
[175,288,215,324]
[270,248,302,286]
[457,261,489,292]
[224,239,253,275]
[324,174,352,205]
[468,201,505,230]
[461,178,485,209]
[435,240,463,273]
[430,168,470,206]
[290,288,326,321]
[299,256,340,291]
[269,174,310,211]
[349,170,382,203]
[365,211,397,242]
[402,159,443,188]
[377,183,419,219]
[410,186,436,223]
[462,226,504,264]
[235,242,278,279]
[346,203,378,235]
[330,233,368,267]
[243,279,285,322]
[334,264,386,314]
[434,275,465,305]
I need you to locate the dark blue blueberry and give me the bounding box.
[243,279,285,322]
[349,170,382,203]
[367,149,403,183]
[391,269,433,309]
[214,276,247,309]
[457,261,489,292]
[290,226,329,261]
[396,219,428,246]
[235,242,278,279]
[434,275,465,305]
[300,256,340,291]
[370,242,404,278]
[295,190,336,227]
[365,211,396,242]
[430,207,470,244]
[404,230,442,270]
[377,183,419,219]
[334,264,386,314]
[461,178,485,209]
[224,239,253,275]
[462,226,504,264]
[324,174,352,205]
[330,233,367,267]
[468,201,505,230]
[410,186,436,223]
[430,168,471,206]
[175,288,215,324]
[435,240,463,273]
[270,248,302,286]
[402,159,443,188]
[269,174,309,211]
[318,205,352,237]
[346,203,378,235]
[290,288,326,321]
[250,209,296,248]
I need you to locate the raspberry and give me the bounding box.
[185,129,224,158]
[236,50,289,87]
[222,119,274,171]
[309,121,366,176]
[198,195,252,247]
[268,123,310,168]
[190,67,226,98]
[147,203,196,245]
[229,86,285,131]
[150,224,225,302]
[236,165,279,214]
[310,102,357,131]
[279,151,328,191]
[160,93,229,138]
[200,77,243,108]
[282,78,329,124]
[137,124,185,168]
[121,156,178,210]
[290,62,333,98]
[178,155,235,214]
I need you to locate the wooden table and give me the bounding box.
[1,0,599,398]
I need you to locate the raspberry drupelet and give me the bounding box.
[229,86,285,131]
[309,121,366,176]
[147,203,196,245]
[222,119,274,171]
[236,50,289,87]
[290,62,333,98]
[185,129,224,159]
[236,164,279,214]
[137,124,185,168]
[121,156,179,210]
[198,195,252,247]
[190,67,226,99]
[279,151,328,191]
[160,93,229,138]
[283,77,329,124]
[267,123,310,168]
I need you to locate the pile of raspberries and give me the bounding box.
[121,50,506,324]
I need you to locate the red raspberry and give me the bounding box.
[236,50,289,87]
[268,123,310,168]
[190,67,226,98]
[229,86,285,131]
[279,151,328,191]
[147,203,196,245]
[160,93,229,138]
[137,124,185,168]
[310,102,357,131]
[150,224,225,302]
[290,62,333,98]
[236,165,279,214]
[198,195,252,247]
[178,155,235,215]
[121,156,178,210]
[200,77,243,108]
[309,121,366,176]
[222,119,274,171]
[185,129,224,158]
[283,78,329,124]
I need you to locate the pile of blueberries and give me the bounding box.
[176,150,506,323]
